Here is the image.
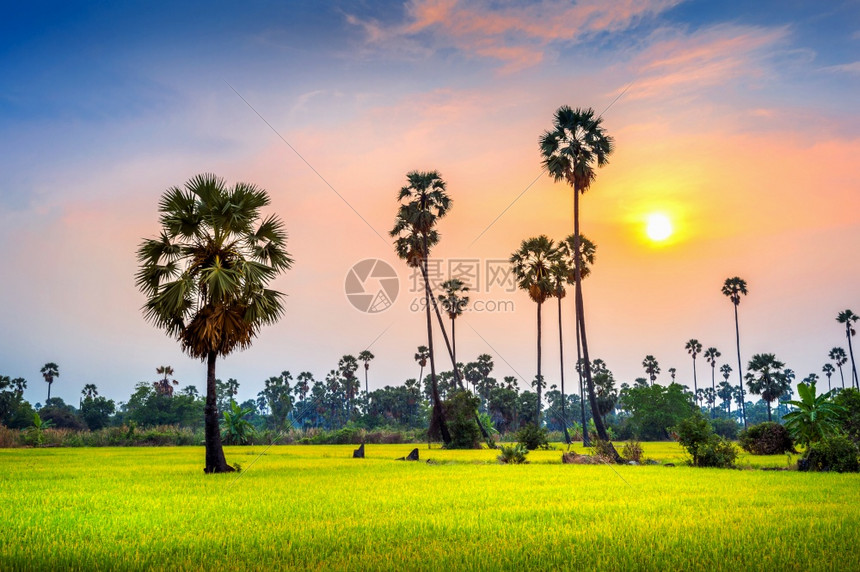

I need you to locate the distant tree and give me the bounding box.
[358,350,375,396]
[41,363,59,402]
[438,279,469,366]
[746,353,789,422]
[593,368,618,426]
[0,375,32,428]
[80,386,115,431]
[540,105,614,448]
[836,310,859,389]
[221,401,256,445]
[717,379,734,415]
[642,355,660,386]
[135,173,293,473]
[685,340,702,405]
[704,347,721,415]
[618,383,695,440]
[338,355,360,420]
[510,235,559,425]
[153,366,178,397]
[668,367,677,384]
[295,372,313,402]
[261,372,293,430]
[830,347,849,389]
[822,363,835,392]
[783,382,845,447]
[81,384,98,400]
[722,277,749,427]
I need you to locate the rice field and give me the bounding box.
[2,443,858,571]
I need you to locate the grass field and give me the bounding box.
[2,442,858,571]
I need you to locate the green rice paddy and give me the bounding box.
[2,443,858,571]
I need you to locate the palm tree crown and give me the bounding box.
[510,236,559,305]
[721,277,748,306]
[642,355,660,386]
[746,353,789,422]
[836,309,859,388]
[41,362,59,401]
[438,279,470,321]
[540,106,614,191]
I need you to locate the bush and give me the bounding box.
[834,388,860,443]
[672,412,738,468]
[590,438,618,462]
[621,440,644,464]
[711,418,740,440]
[738,422,795,455]
[497,443,529,464]
[516,424,549,450]
[799,435,860,473]
[443,391,483,449]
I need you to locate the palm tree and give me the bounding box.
[829,347,848,389]
[338,355,359,419]
[717,378,734,415]
[685,339,703,406]
[438,279,469,366]
[135,173,292,473]
[836,310,859,389]
[704,347,721,416]
[822,363,835,392]
[722,277,749,427]
[783,381,846,447]
[358,350,375,396]
[414,346,429,387]
[558,233,596,445]
[81,384,98,399]
[746,353,788,422]
[668,367,676,384]
[391,171,452,445]
[154,365,178,397]
[510,235,559,425]
[40,363,59,402]
[642,355,660,386]
[540,105,614,446]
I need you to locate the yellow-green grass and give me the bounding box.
[1,444,857,571]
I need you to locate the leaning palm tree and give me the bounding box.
[358,350,375,396]
[391,171,452,445]
[510,235,559,425]
[722,277,749,427]
[558,233,596,445]
[540,105,614,447]
[40,362,59,402]
[136,173,292,473]
[704,347,721,416]
[836,309,859,389]
[746,353,788,422]
[685,339,703,405]
[822,363,835,392]
[829,347,848,389]
[642,355,660,386]
[438,279,469,366]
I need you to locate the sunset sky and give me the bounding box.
[2,0,859,407]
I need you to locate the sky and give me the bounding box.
[1,0,859,407]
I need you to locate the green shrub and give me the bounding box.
[443,391,482,449]
[738,422,795,455]
[672,412,737,468]
[711,418,740,440]
[497,443,529,464]
[621,440,644,463]
[834,388,860,443]
[800,435,860,473]
[590,438,618,462]
[516,424,549,450]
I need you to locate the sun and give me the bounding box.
[645,213,673,242]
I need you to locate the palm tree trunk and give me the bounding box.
[536,300,542,425]
[692,357,698,407]
[846,328,859,389]
[557,296,571,445]
[766,399,772,422]
[734,303,747,428]
[204,351,233,473]
[572,184,614,452]
[451,317,456,368]
[364,368,369,396]
[838,365,845,389]
[576,309,589,446]
[47,382,51,402]
[422,255,450,445]
[711,366,716,418]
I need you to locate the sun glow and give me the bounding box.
[646,213,673,242]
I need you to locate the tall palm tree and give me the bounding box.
[685,339,703,406]
[438,279,469,366]
[722,277,748,427]
[704,347,721,416]
[391,171,452,445]
[510,235,559,425]
[642,355,660,386]
[154,365,178,397]
[829,347,848,389]
[414,346,429,385]
[836,309,859,389]
[358,350,375,396]
[540,105,614,446]
[136,173,292,473]
[40,362,59,402]
[746,353,788,422]
[822,363,835,392]
[558,233,596,445]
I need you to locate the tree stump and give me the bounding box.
[353,443,365,458]
[406,448,419,461]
